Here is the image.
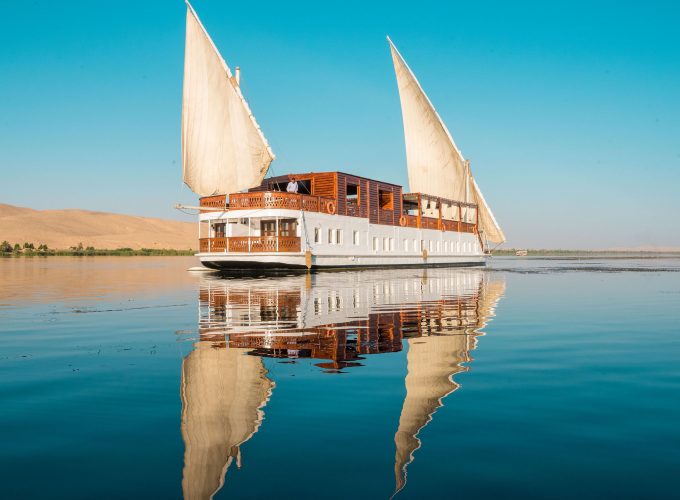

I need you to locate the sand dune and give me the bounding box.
[0,204,196,250]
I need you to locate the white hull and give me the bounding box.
[198,210,485,270]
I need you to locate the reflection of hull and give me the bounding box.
[200,252,486,270]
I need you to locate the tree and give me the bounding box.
[1,241,12,253]
[23,242,35,249]
[13,243,22,253]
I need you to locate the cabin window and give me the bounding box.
[390,238,395,251]
[378,189,394,210]
[336,229,343,245]
[278,219,297,237]
[353,231,360,245]
[429,240,434,252]
[346,183,359,215]
[456,241,460,252]
[403,239,409,251]
[413,239,418,252]
[372,237,379,251]
[212,223,226,238]
[314,227,321,244]
[383,237,389,251]
[261,220,276,237]
[328,228,335,245]
[436,241,441,253]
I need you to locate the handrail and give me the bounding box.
[199,236,301,253]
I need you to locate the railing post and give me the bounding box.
[458,204,462,232]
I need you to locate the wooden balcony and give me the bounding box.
[199,195,228,212]
[228,192,335,213]
[199,236,301,253]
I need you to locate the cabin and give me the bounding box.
[198,172,480,254]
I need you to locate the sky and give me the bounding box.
[1,0,679,249]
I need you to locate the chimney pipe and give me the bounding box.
[234,67,241,86]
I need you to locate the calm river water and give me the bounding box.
[1,257,679,499]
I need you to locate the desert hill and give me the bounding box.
[0,204,196,250]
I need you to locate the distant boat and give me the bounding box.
[516,249,528,256]
[179,2,504,270]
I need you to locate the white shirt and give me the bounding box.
[286,181,298,193]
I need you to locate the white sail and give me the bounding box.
[388,38,505,244]
[182,2,275,197]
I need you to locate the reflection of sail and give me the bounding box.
[393,276,506,494]
[180,343,273,500]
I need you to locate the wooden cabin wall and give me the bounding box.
[336,173,368,217]
[367,181,402,225]
[311,172,337,199]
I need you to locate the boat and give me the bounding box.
[179,2,505,270]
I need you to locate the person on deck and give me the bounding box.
[286,176,299,193]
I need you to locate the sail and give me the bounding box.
[182,3,275,197]
[180,343,273,500]
[388,38,505,244]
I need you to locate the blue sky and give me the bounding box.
[1,0,678,248]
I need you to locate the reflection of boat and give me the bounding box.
[179,3,504,270]
[180,269,504,497]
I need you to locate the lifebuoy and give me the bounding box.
[399,215,407,226]
[326,201,336,215]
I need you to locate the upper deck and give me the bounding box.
[199,171,478,232]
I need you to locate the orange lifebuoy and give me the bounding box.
[326,201,336,215]
[399,215,407,226]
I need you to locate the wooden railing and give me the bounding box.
[403,215,419,228]
[421,217,439,230]
[199,236,301,253]
[199,195,228,212]
[198,191,478,233]
[228,192,335,213]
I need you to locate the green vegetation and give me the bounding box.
[1,240,194,257]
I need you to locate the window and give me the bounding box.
[278,218,297,237]
[328,228,335,245]
[261,220,276,237]
[346,183,360,215]
[314,227,321,244]
[335,229,343,245]
[436,241,441,253]
[403,239,409,252]
[378,189,394,210]
[373,237,379,251]
[383,237,389,251]
[429,240,434,252]
[213,223,226,238]
[420,240,425,251]
[390,238,395,251]
[353,231,360,246]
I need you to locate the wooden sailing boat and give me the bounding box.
[180,2,505,270]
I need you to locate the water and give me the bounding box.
[1,256,679,499]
